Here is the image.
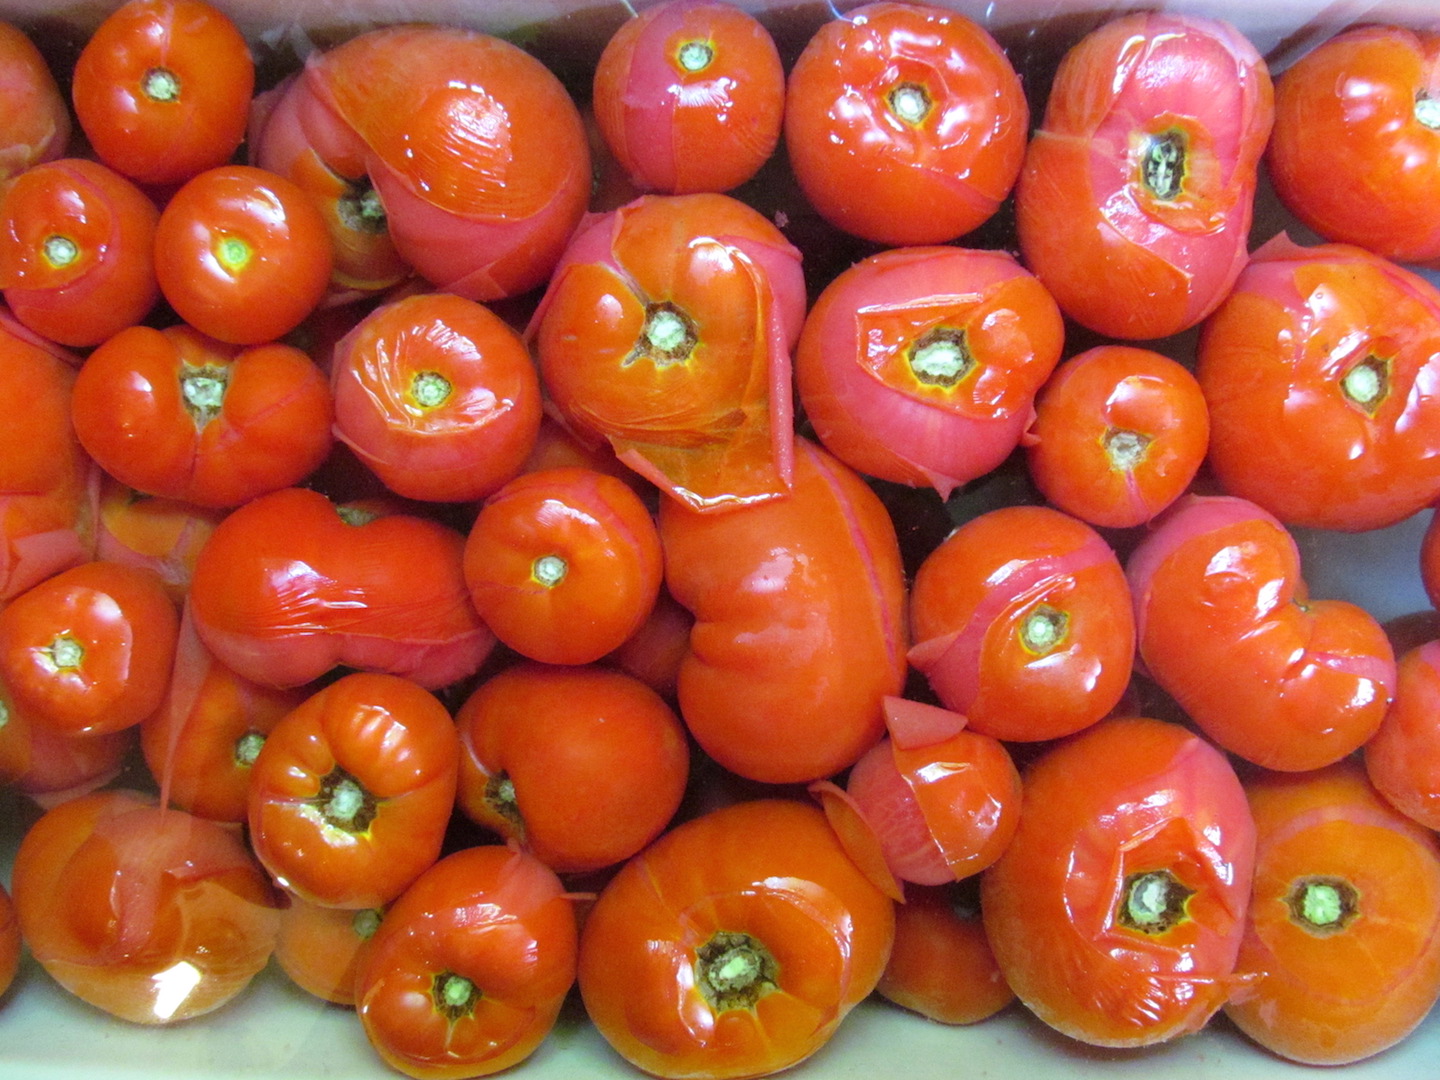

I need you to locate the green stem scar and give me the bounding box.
[484,770,525,837]
[677,39,714,72]
[410,370,452,409]
[1020,604,1069,656]
[1417,93,1440,130]
[337,179,387,234]
[41,634,85,673]
[532,554,568,588]
[142,67,181,103]
[908,328,973,388]
[215,235,253,275]
[1117,869,1194,934]
[1104,428,1152,472]
[233,730,266,768]
[1141,129,1187,201]
[43,235,79,269]
[1286,876,1359,936]
[181,363,229,426]
[887,81,933,126]
[1341,355,1390,416]
[431,971,479,1021]
[695,932,778,1012]
[315,767,376,833]
[627,301,699,369]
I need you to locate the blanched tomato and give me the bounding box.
[274,895,381,1006]
[0,20,70,181]
[1364,640,1440,831]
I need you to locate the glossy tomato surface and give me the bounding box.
[1364,640,1440,831]
[0,19,70,181]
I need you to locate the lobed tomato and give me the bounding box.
[0,19,70,181]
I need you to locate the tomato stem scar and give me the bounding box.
[353,908,382,941]
[316,767,376,833]
[908,327,973,388]
[233,730,266,768]
[887,81,933,126]
[432,971,479,1020]
[336,503,382,527]
[1286,875,1359,935]
[695,932,777,1011]
[40,634,85,673]
[1020,604,1069,655]
[484,771,525,836]
[632,302,698,368]
[42,234,79,269]
[1417,93,1440,130]
[677,39,714,72]
[1104,428,1152,472]
[1117,869,1194,934]
[215,235,253,275]
[532,554,568,588]
[337,179,388,234]
[1341,355,1389,415]
[410,370,452,409]
[181,363,230,426]
[142,66,181,103]
[1141,129,1186,201]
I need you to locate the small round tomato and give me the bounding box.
[1025,345,1210,529]
[784,2,1027,245]
[92,475,226,603]
[578,798,895,1080]
[454,662,689,874]
[10,788,281,1024]
[463,467,663,666]
[0,560,179,737]
[593,0,784,194]
[1225,762,1440,1066]
[71,0,254,186]
[330,292,541,502]
[72,324,333,508]
[909,505,1135,743]
[0,158,159,348]
[275,895,382,1006]
[1267,25,1440,264]
[154,164,333,345]
[355,845,578,1080]
[982,716,1256,1048]
[0,20,70,181]
[247,672,460,910]
[1365,640,1440,831]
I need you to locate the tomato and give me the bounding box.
[247,671,459,910]
[70,0,254,187]
[0,674,132,804]
[0,158,159,348]
[72,324,333,508]
[1025,345,1210,529]
[794,246,1064,499]
[578,798,895,1079]
[1224,762,1440,1065]
[592,0,784,194]
[330,292,541,503]
[1267,25,1440,264]
[1365,640,1440,831]
[355,844,578,1079]
[981,716,1256,1047]
[186,486,493,690]
[154,164,334,346]
[92,475,225,604]
[463,467,663,666]
[0,879,18,999]
[532,192,805,511]
[10,788,281,1024]
[0,560,179,738]
[605,584,693,699]
[659,437,908,784]
[784,2,1027,246]
[1127,494,1396,771]
[0,20,70,181]
[1016,12,1273,340]
[274,894,381,1006]
[454,662,689,874]
[1197,233,1440,532]
[909,505,1135,743]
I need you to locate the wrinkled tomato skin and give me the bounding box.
[1016,12,1273,340]
[0,20,70,181]
[981,716,1256,1048]
[1225,762,1440,1066]
[578,798,895,1080]
[659,438,908,784]
[1365,641,1440,831]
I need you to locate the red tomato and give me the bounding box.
[10,788,281,1024]
[0,158,159,348]
[784,2,1027,245]
[532,192,805,511]
[0,879,18,999]
[605,584,693,699]
[463,467,663,666]
[274,895,382,1006]
[154,164,333,345]
[1016,12,1273,340]
[454,662,689,873]
[1127,494,1396,771]
[1025,345,1210,529]
[593,0,784,194]
[1197,234,1440,532]
[247,672,459,909]
[0,674,132,803]
[659,437,908,784]
[70,0,254,186]
[0,20,70,181]
[1225,762,1440,1065]
[187,486,493,690]
[0,560,179,737]
[72,324,333,508]
[1365,640,1440,831]
[1267,25,1440,264]
[355,845,578,1079]
[981,716,1256,1047]
[795,246,1064,499]
[330,292,541,502]
[909,505,1135,743]
[92,474,225,604]
[578,798,895,1080]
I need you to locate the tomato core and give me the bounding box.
[1020,604,1070,656]
[337,180,387,234]
[40,634,85,673]
[887,81,933,127]
[431,971,480,1021]
[531,554,568,588]
[316,766,377,833]
[1104,428,1153,472]
[907,328,973,388]
[233,730,265,768]
[410,370,452,409]
[42,234,79,269]
[676,39,714,73]
[634,303,698,367]
[1340,355,1390,415]
[1416,93,1440,131]
[142,66,181,103]
[215,235,253,275]
[695,931,777,1011]
[1285,876,1360,936]
[353,908,382,941]
[1140,129,1187,201]
[1117,868,1194,934]
[181,364,229,426]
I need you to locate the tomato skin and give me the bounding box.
[0,20,70,181]
[154,165,334,346]
[10,788,281,1024]
[247,672,460,910]
[795,246,1064,499]
[981,716,1256,1047]
[1364,640,1440,831]
[784,2,1027,245]
[0,561,179,737]
[1016,12,1273,340]
[93,475,225,604]
[659,437,908,784]
[1198,234,1440,532]
[909,505,1135,743]
[1224,762,1440,1065]
[0,678,133,803]
[0,158,160,348]
[593,0,784,195]
[1268,25,1440,264]
[463,467,663,666]
[578,798,895,1080]
[355,845,578,1080]
[187,486,493,691]
[1025,345,1210,529]
[274,894,381,1006]
[331,292,541,503]
[0,880,18,999]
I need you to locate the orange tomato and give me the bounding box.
[92,475,226,604]
[274,894,382,1006]
[1365,640,1440,831]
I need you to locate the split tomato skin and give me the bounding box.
[981,716,1256,1048]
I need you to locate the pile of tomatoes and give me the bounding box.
[3,1,1440,1077]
